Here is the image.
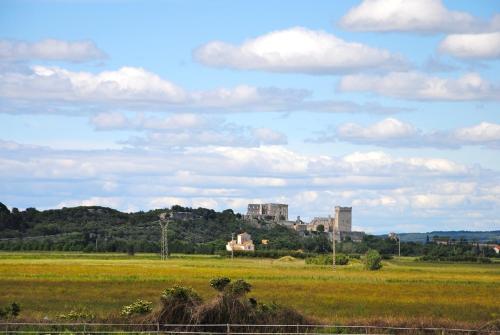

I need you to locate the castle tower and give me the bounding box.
[334,206,352,232]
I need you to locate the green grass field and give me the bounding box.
[0,252,499,327]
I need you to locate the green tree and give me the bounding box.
[365,249,382,270]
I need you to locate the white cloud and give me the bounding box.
[0,39,105,62]
[27,66,186,102]
[439,32,500,60]
[337,118,416,140]
[310,119,500,149]
[454,122,500,145]
[194,27,406,74]
[338,71,500,101]
[339,0,479,33]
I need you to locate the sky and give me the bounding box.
[0,0,499,234]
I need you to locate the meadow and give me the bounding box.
[0,252,499,328]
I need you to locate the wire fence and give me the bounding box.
[1,323,499,335]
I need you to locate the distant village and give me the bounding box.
[226,203,365,252]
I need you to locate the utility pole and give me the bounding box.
[331,215,336,271]
[398,234,401,258]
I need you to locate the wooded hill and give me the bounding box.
[0,203,302,253]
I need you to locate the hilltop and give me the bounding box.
[0,203,301,253]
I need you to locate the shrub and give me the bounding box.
[365,250,382,270]
[152,285,202,324]
[10,303,20,317]
[58,309,95,321]
[209,277,231,291]
[121,299,153,317]
[0,303,21,319]
[227,279,252,297]
[336,253,349,265]
[191,278,308,326]
[162,285,202,304]
[148,278,310,327]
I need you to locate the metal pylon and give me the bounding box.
[159,213,170,260]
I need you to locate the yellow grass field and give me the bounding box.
[0,252,499,327]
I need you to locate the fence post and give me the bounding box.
[157,322,160,333]
[227,323,231,335]
[296,324,299,334]
[83,323,87,334]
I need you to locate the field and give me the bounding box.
[0,252,499,327]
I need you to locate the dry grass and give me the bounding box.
[0,252,498,327]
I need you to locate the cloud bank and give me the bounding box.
[0,65,408,115]
[1,141,498,232]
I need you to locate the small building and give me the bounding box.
[226,232,255,252]
[493,245,500,254]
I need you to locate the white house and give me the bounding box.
[226,232,255,251]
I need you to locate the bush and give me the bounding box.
[10,303,20,317]
[0,303,20,319]
[365,250,382,270]
[58,309,95,321]
[162,285,202,304]
[227,279,252,297]
[121,299,153,317]
[152,285,202,324]
[148,278,310,327]
[210,277,231,291]
[305,254,349,266]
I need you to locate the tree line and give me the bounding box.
[0,202,497,260]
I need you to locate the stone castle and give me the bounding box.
[245,203,364,242]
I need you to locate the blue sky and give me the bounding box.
[1,0,499,233]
